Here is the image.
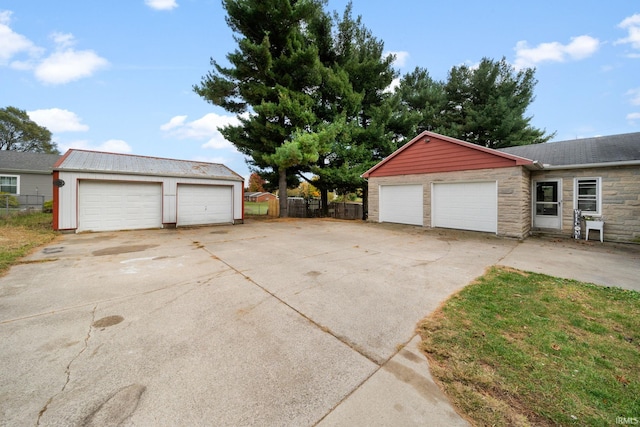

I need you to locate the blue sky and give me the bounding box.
[2,1,639,182]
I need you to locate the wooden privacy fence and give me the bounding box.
[265,198,363,220]
[328,202,363,220]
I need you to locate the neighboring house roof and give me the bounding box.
[362,131,535,178]
[54,149,244,181]
[499,132,640,167]
[0,151,61,174]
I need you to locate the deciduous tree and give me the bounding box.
[0,106,59,154]
[247,172,266,192]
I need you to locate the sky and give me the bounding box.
[2,0,639,183]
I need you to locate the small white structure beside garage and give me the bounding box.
[53,150,244,232]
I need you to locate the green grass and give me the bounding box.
[0,212,57,276]
[244,201,269,215]
[418,266,640,426]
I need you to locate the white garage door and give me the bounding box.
[379,184,423,226]
[78,181,163,232]
[177,184,233,226]
[432,182,497,233]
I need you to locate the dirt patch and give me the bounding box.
[92,245,158,256]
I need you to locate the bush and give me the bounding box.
[0,193,19,208]
[43,200,53,213]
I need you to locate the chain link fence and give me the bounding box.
[1,194,45,216]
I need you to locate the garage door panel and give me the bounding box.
[177,185,233,226]
[379,185,423,226]
[78,181,163,232]
[432,182,497,233]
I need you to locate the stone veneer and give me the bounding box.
[367,166,531,239]
[531,165,640,243]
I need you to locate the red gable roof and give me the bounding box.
[362,131,535,178]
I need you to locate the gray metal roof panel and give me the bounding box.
[0,151,61,173]
[498,132,640,165]
[55,150,243,181]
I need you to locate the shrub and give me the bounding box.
[43,200,53,213]
[0,192,19,208]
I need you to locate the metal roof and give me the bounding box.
[0,151,61,174]
[498,132,640,166]
[55,150,243,181]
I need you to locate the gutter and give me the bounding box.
[52,168,244,182]
[0,169,53,174]
[539,160,640,170]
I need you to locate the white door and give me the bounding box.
[432,182,497,233]
[533,180,562,229]
[78,181,163,232]
[177,184,233,226]
[379,184,423,226]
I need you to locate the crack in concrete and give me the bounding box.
[1,272,217,326]
[197,244,381,366]
[496,240,521,264]
[312,333,419,426]
[35,305,97,426]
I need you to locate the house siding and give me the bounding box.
[13,172,54,201]
[55,171,244,231]
[368,166,530,239]
[532,166,640,243]
[367,136,519,177]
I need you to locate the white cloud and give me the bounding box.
[386,50,409,68]
[145,0,178,11]
[34,33,109,84]
[627,88,640,106]
[384,77,401,94]
[192,155,230,165]
[50,32,75,49]
[0,10,43,64]
[615,14,640,50]
[59,139,133,154]
[0,13,108,84]
[159,115,187,131]
[514,35,600,69]
[626,112,640,125]
[160,113,240,150]
[27,108,89,132]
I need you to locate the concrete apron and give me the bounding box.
[1,219,637,426]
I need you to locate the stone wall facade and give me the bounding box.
[367,166,531,239]
[531,165,640,243]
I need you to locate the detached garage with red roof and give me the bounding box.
[362,131,539,239]
[53,150,244,232]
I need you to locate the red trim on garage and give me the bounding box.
[363,131,534,178]
[52,171,59,231]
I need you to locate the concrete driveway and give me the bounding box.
[1,219,638,426]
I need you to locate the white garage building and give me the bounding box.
[53,150,244,232]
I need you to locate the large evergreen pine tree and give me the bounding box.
[306,3,397,216]
[389,58,555,149]
[194,0,326,217]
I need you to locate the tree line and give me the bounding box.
[2,0,555,219]
[194,0,554,217]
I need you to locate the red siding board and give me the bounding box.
[367,135,521,177]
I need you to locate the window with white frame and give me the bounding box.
[574,177,601,215]
[0,175,19,194]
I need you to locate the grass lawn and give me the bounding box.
[245,201,269,215]
[419,266,639,427]
[0,212,57,276]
